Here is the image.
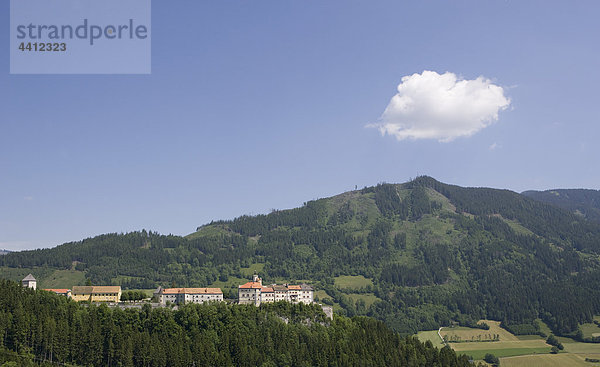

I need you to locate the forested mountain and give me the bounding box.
[0,280,473,367]
[523,188,600,223]
[2,176,600,338]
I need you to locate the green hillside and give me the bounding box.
[523,188,600,223]
[2,176,600,337]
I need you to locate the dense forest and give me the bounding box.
[523,188,600,223]
[2,176,600,338]
[0,280,473,367]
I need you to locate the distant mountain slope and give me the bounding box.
[2,176,600,336]
[522,188,600,223]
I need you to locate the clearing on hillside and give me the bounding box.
[333,275,373,289]
[416,330,445,346]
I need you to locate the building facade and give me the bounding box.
[238,275,263,306]
[71,286,121,302]
[238,275,314,306]
[157,288,223,305]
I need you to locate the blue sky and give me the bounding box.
[2,1,599,250]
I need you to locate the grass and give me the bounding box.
[441,320,519,342]
[416,330,445,346]
[0,266,56,284]
[333,275,373,290]
[459,347,551,360]
[561,341,600,354]
[516,335,545,341]
[112,275,145,286]
[536,318,553,336]
[436,318,600,365]
[502,218,535,236]
[442,320,554,360]
[39,270,86,289]
[345,293,381,308]
[185,224,231,240]
[425,187,457,213]
[500,353,595,367]
[314,290,341,311]
[239,263,265,277]
[580,322,600,338]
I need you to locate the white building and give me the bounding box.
[21,274,36,290]
[238,275,314,306]
[157,287,223,305]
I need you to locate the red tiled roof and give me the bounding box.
[261,287,274,292]
[239,282,262,289]
[44,289,70,293]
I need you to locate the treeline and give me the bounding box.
[0,280,473,367]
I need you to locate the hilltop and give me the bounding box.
[2,176,600,337]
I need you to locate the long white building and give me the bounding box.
[156,287,223,305]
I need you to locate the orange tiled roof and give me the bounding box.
[92,286,121,294]
[261,287,274,292]
[287,285,301,290]
[162,288,222,294]
[72,286,120,294]
[239,282,262,289]
[44,289,70,293]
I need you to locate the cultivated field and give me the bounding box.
[500,353,597,367]
[441,320,519,342]
[423,319,600,365]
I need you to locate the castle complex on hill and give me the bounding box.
[22,274,315,308]
[238,275,313,306]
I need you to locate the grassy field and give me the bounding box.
[239,263,265,277]
[500,353,599,367]
[441,320,519,342]
[416,330,444,346]
[345,293,381,308]
[536,318,553,335]
[333,275,373,290]
[441,320,552,360]
[432,319,600,366]
[0,266,56,284]
[580,322,600,338]
[561,340,600,354]
[39,270,86,288]
[461,347,551,360]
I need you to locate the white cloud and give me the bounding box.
[369,70,510,142]
[23,196,34,201]
[489,142,499,150]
